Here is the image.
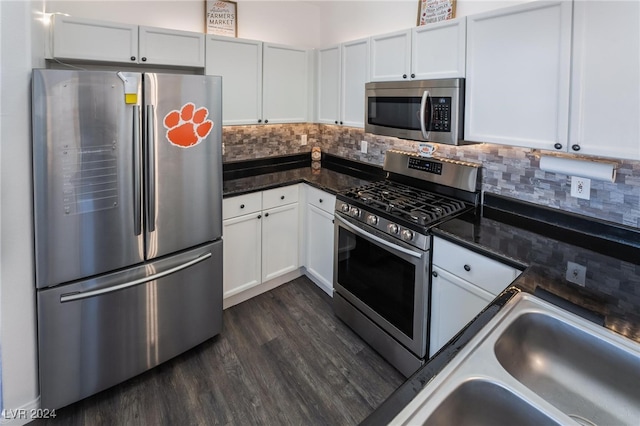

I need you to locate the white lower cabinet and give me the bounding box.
[429,237,521,357]
[222,186,299,301]
[303,186,336,296]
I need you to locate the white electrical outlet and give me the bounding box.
[222,143,225,155]
[361,140,368,154]
[570,176,591,200]
[566,261,587,286]
[300,134,307,146]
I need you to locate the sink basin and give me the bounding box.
[390,293,640,426]
[423,379,562,426]
[495,312,640,426]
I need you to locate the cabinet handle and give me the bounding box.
[265,212,269,217]
[572,144,581,152]
[402,74,407,79]
[335,120,338,124]
[280,195,285,200]
[432,271,438,277]
[554,143,563,150]
[464,264,471,272]
[411,73,415,78]
[257,214,262,219]
[265,119,269,124]
[130,56,136,61]
[141,57,147,62]
[258,119,262,123]
[240,204,245,209]
[339,121,343,125]
[319,199,323,203]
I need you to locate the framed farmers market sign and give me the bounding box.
[418,0,456,25]
[206,0,237,37]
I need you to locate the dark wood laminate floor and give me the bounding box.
[32,276,404,425]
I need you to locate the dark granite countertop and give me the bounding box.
[223,153,384,197]
[363,193,640,425]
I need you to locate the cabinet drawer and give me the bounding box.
[433,237,520,295]
[223,192,262,220]
[307,186,335,214]
[262,185,299,210]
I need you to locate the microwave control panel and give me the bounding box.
[430,97,451,132]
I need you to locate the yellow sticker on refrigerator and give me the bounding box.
[163,103,213,148]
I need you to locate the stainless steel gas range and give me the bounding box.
[333,150,480,377]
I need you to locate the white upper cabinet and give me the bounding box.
[370,18,466,82]
[567,0,640,161]
[263,43,310,124]
[464,1,572,150]
[317,45,342,125]
[370,29,412,81]
[411,17,466,80]
[341,38,370,128]
[138,26,205,67]
[316,37,370,128]
[206,36,263,125]
[47,15,204,67]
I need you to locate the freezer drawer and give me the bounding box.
[37,241,222,410]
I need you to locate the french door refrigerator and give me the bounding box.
[32,69,223,410]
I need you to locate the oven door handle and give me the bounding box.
[336,215,423,259]
[419,90,432,141]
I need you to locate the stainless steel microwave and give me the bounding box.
[365,78,465,145]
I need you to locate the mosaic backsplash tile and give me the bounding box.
[223,124,640,229]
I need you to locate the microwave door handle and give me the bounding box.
[336,215,423,259]
[419,90,432,141]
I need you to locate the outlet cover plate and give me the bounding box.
[361,140,368,154]
[566,261,587,286]
[570,176,591,200]
[300,134,307,146]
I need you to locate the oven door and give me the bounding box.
[333,214,429,358]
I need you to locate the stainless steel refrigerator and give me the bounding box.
[32,69,223,409]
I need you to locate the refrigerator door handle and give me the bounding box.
[60,252,213,303]
[133,105,142,236]
[146,104,156,232]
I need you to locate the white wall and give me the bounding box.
[1,0,45,421]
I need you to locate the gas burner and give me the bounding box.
[409,210,432,226]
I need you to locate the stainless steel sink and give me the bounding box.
[390,293,640,426]
[495,312,640,426]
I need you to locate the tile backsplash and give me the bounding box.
[223,124,640,229]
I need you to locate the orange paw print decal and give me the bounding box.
[163,103,214,148]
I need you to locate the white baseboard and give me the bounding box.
[303,268,334,297]
[1,396,41,426]
[223,268,303,309]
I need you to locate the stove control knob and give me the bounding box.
[349,207,360,217]
[401,229,414,241]
[388,223,399,234]
[341,203,350,213]
[366,215,379,225]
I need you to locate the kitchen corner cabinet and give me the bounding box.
[47,15,204,67]
[304,186,336,296]
[464,1,572,150]
[369,18,466,82]
[316,37,370,127]
[222,186,299,299]
[206,37,310,125]
[567,0,640,161]
[429,237,521,357]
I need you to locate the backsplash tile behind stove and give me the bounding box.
[223,124,640,229]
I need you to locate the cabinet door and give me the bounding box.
[341,38,370,128]
[370,29,412,82]
[412,17,466,79]
[465,1,572,150]
[568,0,640,160]
[306,204,334,296]
[317,45,341,125]
[223,213,262,298]
[206,36,263,125]
[49,15,138,64]
[262,203,299,282]
[429,266,494,357]
[263,43,309,123]
[139,26,205,67]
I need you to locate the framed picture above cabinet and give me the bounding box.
[206,0,237,37]
[418,0,456,25]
